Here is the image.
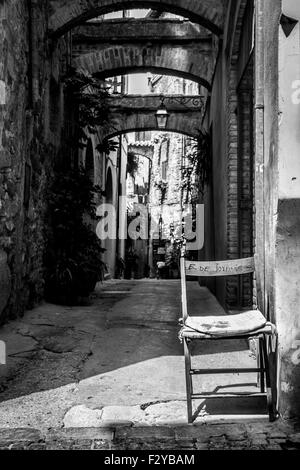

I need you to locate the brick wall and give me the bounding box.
[226,61,254,310]
[209,0,254,310]
[237,61,254,308]
[226,66,240,308]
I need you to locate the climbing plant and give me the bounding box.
[181,130,212,202]
[127,151,140,177]
[64,70,117,154]
[44,71,123,304]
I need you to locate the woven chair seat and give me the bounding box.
[180,310,274,339]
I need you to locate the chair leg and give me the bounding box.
[262,335,276,422]
[256,338,260,389]
[259,338,265,393]
[268,334,278,420]
[183,338,193,423]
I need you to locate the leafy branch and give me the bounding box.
[181,130,211,202]
[64,70,118,154]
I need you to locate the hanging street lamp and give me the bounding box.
[155,101,169,130]
[155,94,205,130]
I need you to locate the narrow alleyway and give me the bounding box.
[1,280,267,430]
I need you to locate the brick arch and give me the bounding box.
[49,0,224,36]
[73,44,213,90]
[100,111,201,141]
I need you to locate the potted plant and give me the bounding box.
[44,166,106,305]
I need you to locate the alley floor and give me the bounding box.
[0,280,299,450]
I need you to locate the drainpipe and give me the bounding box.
[254,0,265,314]
[148,158,153,276]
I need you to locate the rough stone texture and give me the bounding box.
[141,401,188,425]
[101,406,145,424]
[0,0,68,323]
[101,111,202,141]
[49,0,225,36]
[100,92,204,146]
[0,420,297,450]
[73,44,213,89]
[276,10,300,421]
[276,200,300,419]
[106,94,204,113]
[0,0,30,321]
[72,19,211,43]
[63,405,103,428]
[261,0,295,419]
[0,251,11,314]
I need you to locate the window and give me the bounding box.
[160,139,169,181]
[161,161,167,181]
[135,131,152,142]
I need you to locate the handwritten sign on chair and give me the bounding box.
[185,257,255,277]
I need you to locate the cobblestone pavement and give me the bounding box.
[0,421,300,450]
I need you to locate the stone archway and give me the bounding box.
[73,43,213,90]
[48,0,224,36]
[128,143,154,162]
[101,111,202,142]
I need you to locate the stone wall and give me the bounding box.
[73,43,213,90]
[0,0,68,323]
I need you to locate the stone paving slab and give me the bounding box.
[63,405,104,428]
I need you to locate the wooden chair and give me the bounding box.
[179,254,278,423]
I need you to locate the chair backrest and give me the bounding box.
[180,257,255,322]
